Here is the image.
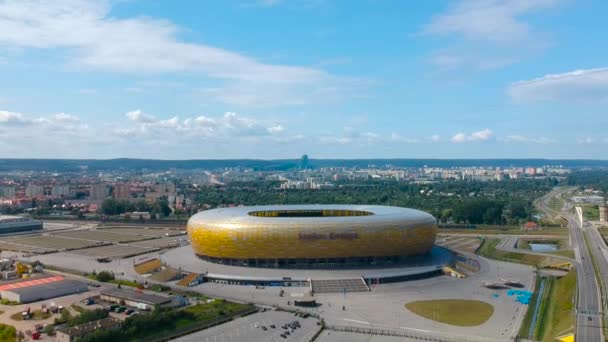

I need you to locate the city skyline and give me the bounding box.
[1,0,608,159]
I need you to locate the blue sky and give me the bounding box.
[1,0,607,159]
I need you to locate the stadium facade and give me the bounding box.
[187,205,437,268]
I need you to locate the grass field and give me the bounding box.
[548,249,575,259]
[517,239,574,259]
[0,324,16,342]
[519,277,542,338]
[10,309,52,321]
[548,196,565,216]
[536,271,576,341]
[477,238,549,266]
[405,299,494,326]
[581,204,600,221]
[598,228,608,245]
[439,226,568,236]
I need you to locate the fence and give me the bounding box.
[325,325,502,342]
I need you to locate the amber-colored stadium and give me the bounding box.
[187,205,437,268]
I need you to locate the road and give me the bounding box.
[536,188,604,341]
[568,211,603,342]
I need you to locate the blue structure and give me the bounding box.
[507,289,533,304]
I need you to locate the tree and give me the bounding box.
[95,271,115,282]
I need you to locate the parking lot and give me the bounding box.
[0,234,106,253]
[0,224,187,258]
[172,310,321,342]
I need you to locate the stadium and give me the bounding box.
[187,205,438,269]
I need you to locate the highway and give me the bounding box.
[568,212,603,342]
[538,188,604,341]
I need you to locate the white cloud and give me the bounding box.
[430,134,441,142]
[0,109,88,134]
[422,0,560,43]
[451,129,493,143]
[246,0,283,6]
[0,110,26,124]
[500,135,556,144]
[53,113,80,123]
[508,68,608,102]
[577,137,596,145]
[117,110,284,140]
[124,87,143,93]
[0,0,356,107]
[390,133,421,144]
[267,125,284,134]
[125,109,155,124]
[422,0,560,72]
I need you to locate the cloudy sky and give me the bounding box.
[1,0,607,159]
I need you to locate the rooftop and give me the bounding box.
[0,275,64,291]
[0,279,88,298]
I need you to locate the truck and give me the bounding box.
[136,303,150,311]
[115,306,126,313]
[106,304,119,312]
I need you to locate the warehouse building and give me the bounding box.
[0,215,43,235]
[0,276,88,303]
[100,287,174,310]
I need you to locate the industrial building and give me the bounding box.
[100,287,174,310]
[0,215,43,234]
[187,205,437,268]
[0,276,87,303]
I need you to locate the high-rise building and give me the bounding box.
[113,184,131,200]
[51,185,72,198]
[25,184,44,198]
[300,154,309,169]
[89,184,109,201]
[0,186,16,199]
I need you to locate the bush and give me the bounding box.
[95,271,115,282]
[67,309,108,327]
[54,309,72,325]
[0,323,16,342]
[43,324,55,335]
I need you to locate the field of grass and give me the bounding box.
[537,271,576,341]
[405,299,494,326]
[516,239,574,259]
[581,204,600,221]
[182,300,251,322]
[10,309,51,321]
[440,226,568,236]
[548,249,575,259]
[548,196,565,215]
[519,277,542,338]
[110,279,141,288]
[598,228,608,244]
[0,324,16,342]
[478,238,549,266]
